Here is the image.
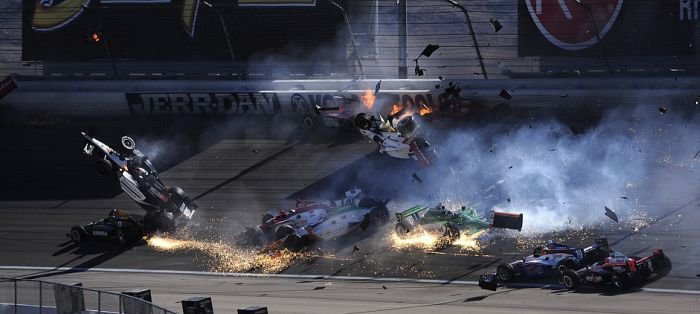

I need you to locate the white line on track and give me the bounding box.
[1,266,699,295]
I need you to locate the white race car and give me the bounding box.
[354,113,434,165]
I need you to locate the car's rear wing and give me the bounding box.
[395,205,430,224]
[489,211,523,231]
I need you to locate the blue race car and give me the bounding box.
[495,238,611,282]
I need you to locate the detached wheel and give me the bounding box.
[302,115,316,129]
[95,159,113,176]
[121,136,136,151]
[496,264,515,282]
[562,270,579,290]
[354,113,371,130]
[70,226,87,244]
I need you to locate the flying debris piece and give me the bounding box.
[498,89,512,100]
[435,84,440,89]
[489,18,503,32]
[605,206,619,223]
[412,173,423,183]
[489,144,496,153]
[693,150,700,159]
[352,245,360,253]
[620,196,629,200]
[464,295,489,302]
[570,126,585,135]
[415,61,425,76]
[507,198,511,203]
[252,149,259,153]
[508,165,513,169]
[549,148,557,152]
[382,285,387,290]
[658,106,667,114]
[313,286,325,290]
[560,93,569,98]
[419,44,440,58]
[438,76,443,80]
[374,80,382,95]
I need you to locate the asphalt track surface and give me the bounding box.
[0,115,699,313]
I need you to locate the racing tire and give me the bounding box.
[354,113,371,130]
[302,115,316,130]
[557,259,577,274]
[562,270,579,290]
[369,206,390,224]
[262,213,274,224]
[70,226,87,244]
[275,225,296,241]
[394,223,411,239]
[496,264,515,282]
[611,273,630,291]
[283,234,308,252]
[121,136,136,151]
[95,159,113,176]
[652,256,672,276]
[360,213,372,231]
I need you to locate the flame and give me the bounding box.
[389,104,402,116]
[419,104,433,116]
[361,90,375,110]
[147,235,307,273]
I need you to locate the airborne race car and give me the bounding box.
[69,209,144,247]
[354,113,434,165]
[394,204,523,245]
[562,250,671,291]
[81,132,197,230]
[237,189,390,251]
[495,238,612,283]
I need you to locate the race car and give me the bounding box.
[68,209,144,246]
[562,250,671,291]
[393,204,523,245]
[238,189,390,251]
[354,112,434,165]
[81,132,197,230]
[494,238,611,283]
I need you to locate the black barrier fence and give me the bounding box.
[0,277,176,314]
[1,0,699,79]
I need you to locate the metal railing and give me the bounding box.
[0,277,176,314]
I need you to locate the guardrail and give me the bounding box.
[0,277,176,314]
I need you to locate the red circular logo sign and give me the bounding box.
[525,0,624,50]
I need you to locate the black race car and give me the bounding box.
[69,209,145,246]
[562,250,671,291]
[81,132,197,230]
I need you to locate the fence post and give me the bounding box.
[98,291,101,313]
[14,279,17,314]
[39,281,42,314]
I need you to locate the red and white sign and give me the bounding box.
[525,0,624,51]
[0,76,17,100]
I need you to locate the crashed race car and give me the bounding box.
[494,238,612,283]
[393,204,523,246]
[354,112,434,165]
[562,250,671,291]
[81,132,197,230]
[237,189,390,251]
[68,209,144,247]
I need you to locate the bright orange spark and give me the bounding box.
[419,104,433,116]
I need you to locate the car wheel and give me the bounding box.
[121,136,136,151]
[275,225,296,240]
[611,273,630,291]
[302,115,316,129]
[562,270,579,290]
[652,256,672,276]
[70,226,87,244]
[360,213,372,231]
[283,234,307,252]
[354,113,371,130]
[95,159,113,176]
[262,213,274,224]
[370,206,390,224]
[496,264,515,282]
[394,223,411,239]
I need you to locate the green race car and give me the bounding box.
[394,204,523,243]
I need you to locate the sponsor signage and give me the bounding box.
[519,0,695,56]
[124,91,448,115]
